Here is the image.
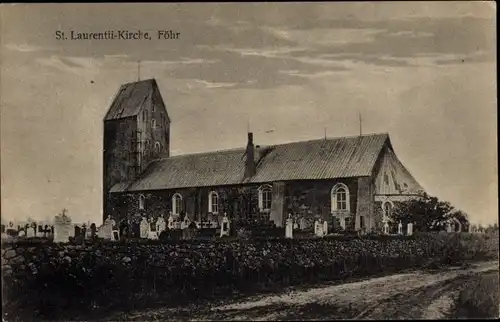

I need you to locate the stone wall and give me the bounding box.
[103,117,138,218]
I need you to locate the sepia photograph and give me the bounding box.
[1,2,498,321]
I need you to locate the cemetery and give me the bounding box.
[1,208,498,321]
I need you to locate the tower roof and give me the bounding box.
[104,78,170,122]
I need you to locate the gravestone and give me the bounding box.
[37,225,44,237]
[112,230,120,241]
[85,225,92,239]
[156,217,166,233]
[383,222,389,235]
[407,222,413,236]
[74,225,82,238]
[285,214,293,239]
[323,221,328,236]
[26,227,35,238]
[220,213,230,237]
[100,216,114,240]
[148,230,159,240]
[131,220,140,238]
[181,217,191,230]
[18,230,26,237]
[293,221,299,230]
[140,217,149,238]
[90,223,97,238]
[119,220,128,237]
[398,221,403,235]
[446,222,453,233]
[314,220,323,237]
[54,213,72,243]
[168,213,175,230]
[299,217,306,230]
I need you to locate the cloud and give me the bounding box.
[4,43,53,52]
[194,80,237,88]
[36,55,102,75]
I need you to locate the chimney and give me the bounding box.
[245,132,256,178]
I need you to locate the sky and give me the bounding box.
[1,2,497,226]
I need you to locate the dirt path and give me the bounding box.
[108,261,499,321]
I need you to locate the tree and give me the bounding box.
[389,192,454,232]
[448,209,470,231]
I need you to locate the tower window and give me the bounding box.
[155,142,161,154]
[142,109,148,121]
[152,119,156,129]
[152,104,155,112]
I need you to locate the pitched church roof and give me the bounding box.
[104,79,170,121]
[111,133,394,193]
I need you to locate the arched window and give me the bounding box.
[258,185,272,212]
[208,191,219,214]
[151,119,156,129]
[383,201,393,221]
[139,194,146,210]
[143,109,148,121]
[172,193,183,215]
[331,183,350,212]
[155,142,161,154]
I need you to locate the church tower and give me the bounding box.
[102,79,170,221]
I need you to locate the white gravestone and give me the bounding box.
[140,217,149,238]
[26,227,35,238]
[18,230,26,237]
[398,221,403,235]
[54,213,72,243]
[323,221,328,236]
[447,222,453,233]
[68,225,75,238]
[299,217,306,230]
[111,229,120,241]
[181,217,191,230]
[383,222,390,235]
[293,222,298,230]
[220,213,230,237]
[407,222,413,236]
[285,214,293,239]
[314,220,323,237]
[168,214,175,230]
[86,226,93,239]
[156,217,166,233]
[100,217,114,240]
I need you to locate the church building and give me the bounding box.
[103,78,423,231]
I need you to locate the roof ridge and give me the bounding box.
[153,132,389,161]
[156,147,246,161]
[260,132,389,148]
[120,78,156,87]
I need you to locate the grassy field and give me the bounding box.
[450,270,499,319]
